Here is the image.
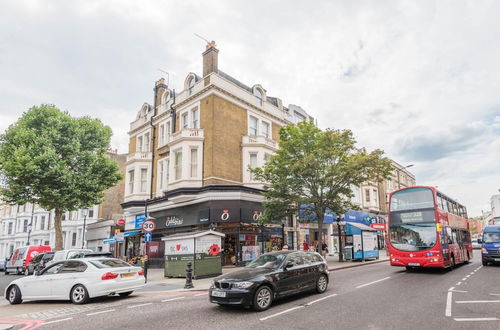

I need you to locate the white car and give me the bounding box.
[472,239,482,249]
[5,258,145,305]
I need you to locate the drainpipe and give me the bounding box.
[149,84,160,199]
[170,89,176,133]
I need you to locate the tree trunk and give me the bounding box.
[318,215,324,254]
[54,208,63,251]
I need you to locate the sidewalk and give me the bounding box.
[138,250,389,293]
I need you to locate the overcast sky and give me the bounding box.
[1,0,499,216]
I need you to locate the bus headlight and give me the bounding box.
[482,248,487,254]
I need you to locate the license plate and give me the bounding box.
[408,263,420,266]
[121,273,135,278]
[211,290,226,298]
[494,259,500,262]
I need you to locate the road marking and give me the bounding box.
[445,292,452,317]
[456,300,500,304]
[356,277,391,289]
[465,275,470,278]
[454,318,499,322]
[490,293,500,296]
[470,272,474,275]
[41,317,73,325]
[194,292,208,296]
[461,278,467,281]
[448,287,455,291]
[456,282,462,286]
[162,296,186,302]
[450,290,468,293]
[86,309,115,316]
[305,293,338,306]
[260,306,305,321]
[127,302,153,308]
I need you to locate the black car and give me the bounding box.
[209,251,329,311]
[25,252,54,276]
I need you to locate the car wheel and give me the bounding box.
[253,285,273,311]
[119,291,133,297]
[24,268,30,276]
[316,274,328,293]
[482,259,488,266]
[70,285,89,304]
[8,285,22,305]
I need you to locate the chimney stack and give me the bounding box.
[202,41,218,77]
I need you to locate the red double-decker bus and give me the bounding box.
[388,185,472,270]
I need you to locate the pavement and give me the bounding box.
[0,251,496,329]
[139,250,390,292]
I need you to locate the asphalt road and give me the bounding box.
[1,252,498,329]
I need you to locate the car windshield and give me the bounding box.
[483,232,500,243]
[390,223,437,251]
[245,254,286,269]
[89,259,132,269]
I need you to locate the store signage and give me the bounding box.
[165,216,184,227]
[252,210,262,221]
[116,218,125,226]
[135,214,147,229]
[370,223,386,231]
[221,209,230,221]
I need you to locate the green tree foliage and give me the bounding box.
[251,121,392,251]
[0,105,122,250]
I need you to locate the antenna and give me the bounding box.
[157,69,169,86]
[194,33,210,44]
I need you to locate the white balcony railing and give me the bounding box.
[168,128,204,145]
[242,135,278,149]
[126,152,152,162]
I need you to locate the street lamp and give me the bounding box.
[27,204,35,245]
[336,216,346,262]
[396,164,414,189]
[281,218,287,248]
[81,207,89,249]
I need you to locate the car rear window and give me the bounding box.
[89,259,131,269]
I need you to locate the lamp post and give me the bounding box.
[281,218,287,249]
[27,204,35,245]
[81,207,89,249]
[396,164,414,189]
[336,216,346,262]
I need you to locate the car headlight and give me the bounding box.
[482,248,487,253]
[232,281,254,289]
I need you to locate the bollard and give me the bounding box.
[184,261,194,289]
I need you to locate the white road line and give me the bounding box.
[356,277,391,289]
[162,296,186,302]
[305,293,338,306]
[450,290,468,293]
[448,287,455,291]
[490,293,500,296]
[470,272,474,275]
[456,300,500,304]
[41,317,73,325]
[127,302,153,308]
[86,309,115,316]
[260,306,305,321]
[454,318,499,322]
[456,282,462,285]
[461,278,467,281]
[194,293,208,296]
[445,291,452,317]
[465,275,470,278]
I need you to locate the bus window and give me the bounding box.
[446,228,453,244]
[452,230,458,244]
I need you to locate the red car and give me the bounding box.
[5,246,52,275]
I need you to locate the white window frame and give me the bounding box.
[159,124,165,146]
[140,168,148,193]
[261,121,270,138]
[137,136,143,152]
[190,148,198,178]
[128,169,134,194]
[192,108,199,129]
[249,116,258,136]
[144,133,150,152]
[182,112,189,129]
[249,153,258,181]
[174,150,182,181]
[158,160,164,190]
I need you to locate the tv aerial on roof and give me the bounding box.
[157,69,169,86]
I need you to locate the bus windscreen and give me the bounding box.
[390,187,434,212]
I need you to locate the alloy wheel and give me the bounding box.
[317,275,328,292]
[256,287,271,309]
[72,286,86,303]
[9,287,16,303]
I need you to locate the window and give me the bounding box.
[137,136,143,152]
[72,233,77,246]
[90,259,131,268]
[23,220,28,232]
[254,88,263,105]
[192,108,199,129]
[190,148,198,178]
[42,263,64,275]
[188,77,195,95]
[294,112,306,123]
[144,133,150,152]
[140,168,148,193]
[40,216,45,231]
[88,208,94,218]
[373,189,378,206]
[159,125,165,145]
[128,170,134,193]
[166,122,171,142]
[61,261,87,273]
[175,151,182,180]
[158,161,164,190]
[249,116,258,136]
[165,159,170,185]
[8,223,12,235]
[182,113,188,129]
[365,189,371,203]
[162,91,170,104]
[261,121,270,138]
[249,153,258,180]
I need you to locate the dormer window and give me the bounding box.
[254,88,263,105]
[161,90,170,105]
[188,77,195,95]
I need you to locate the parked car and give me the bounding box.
[209,251,329,311]
[5,246,52,275]
[46,249,93,266]
[471,238,481,249]
[5,258,145,305]
[24,252,55,275]
[0,258,6,272]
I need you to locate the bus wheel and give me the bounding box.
[482,259,488,266]
[464,252,470,264]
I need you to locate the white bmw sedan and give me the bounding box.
[5,258,145,305]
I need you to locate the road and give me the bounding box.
[0,252,498,329]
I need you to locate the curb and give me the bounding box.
[329,258,389,271]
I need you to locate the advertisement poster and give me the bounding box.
[164,238,194,255]
[362,231,379,259]
[196,235,222,256]
[242,246,261,261]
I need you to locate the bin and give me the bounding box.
[343,246,353,260]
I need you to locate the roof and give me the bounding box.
[161,230,225,241]
[218,70,252,93]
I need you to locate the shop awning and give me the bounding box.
[103,237,117,244]
[124,230,142,237]
[348,222,376,231]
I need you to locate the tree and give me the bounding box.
[251,121,392,253]
[0,105,122,250]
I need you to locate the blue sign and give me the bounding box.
[298,204,337,224]
[135,214,146,229]
[144,232,152,242]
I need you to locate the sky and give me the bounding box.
[0,0,499,216]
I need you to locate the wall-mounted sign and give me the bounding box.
[165,216,184,227]
[116,218,125,226]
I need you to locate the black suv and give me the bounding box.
[24,252,54,275]
[209,251,329,311]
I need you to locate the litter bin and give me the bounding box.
[343,246,353,260]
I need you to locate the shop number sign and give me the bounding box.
[142,220,156,232]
